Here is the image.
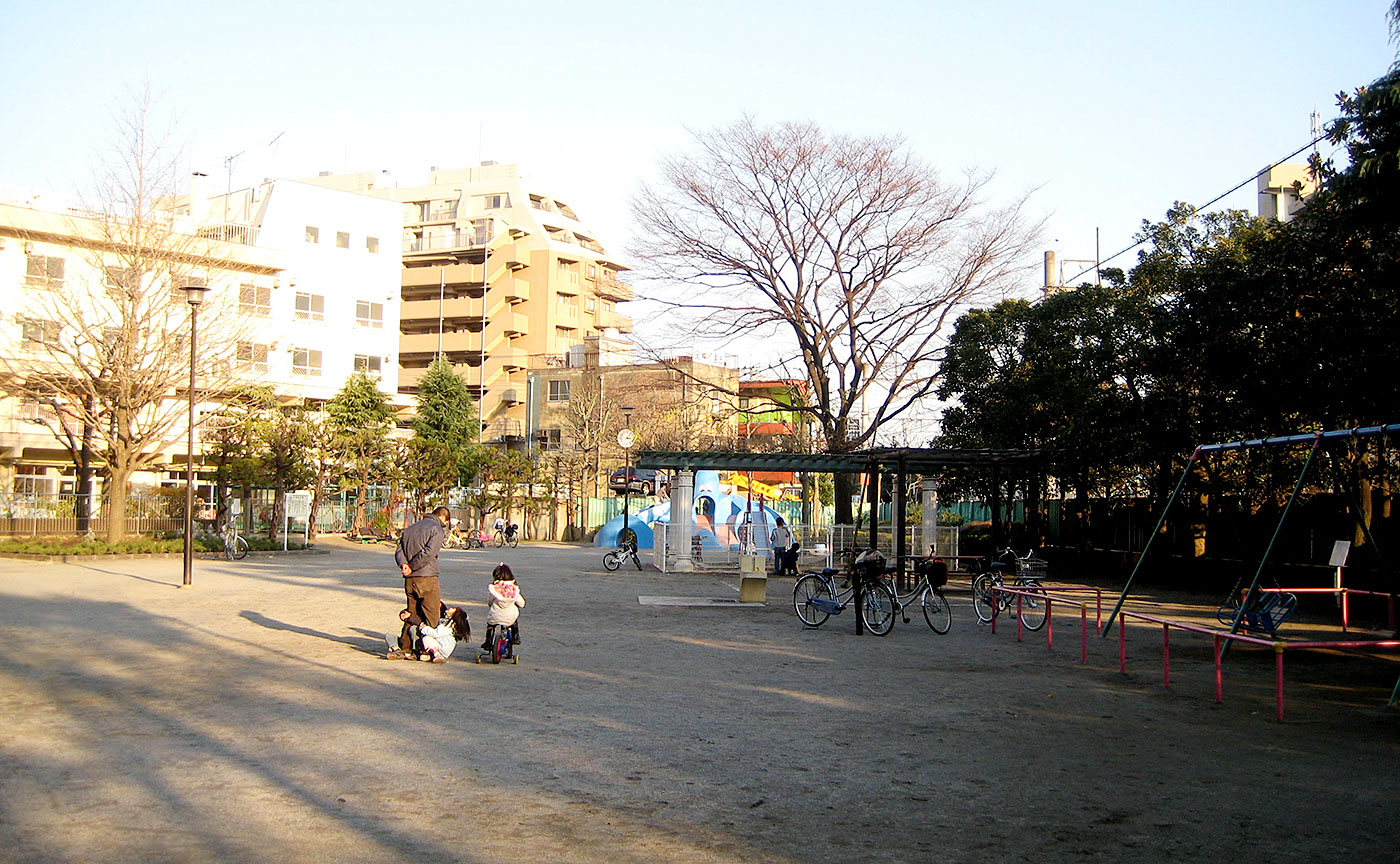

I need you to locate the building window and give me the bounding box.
[291,348,323,376]
[556,292,578,315]
[541,428,562,449]
[586,297,596,313]
[355,301,384,328]
[547,380,571,402]
[20,318,61,347]
[295,292,325,321]
[603,300,614,313]
[305,226,320,244]
[236,342,270,373]
[481,193,509,209]
[25,254,65,287]
[13,465,53,496]
[171,273,207,302]
[336,231,350,249]
[354,354,382,376]
[366,236,380,254]
[240,283,272,316]
[104,266,134,292]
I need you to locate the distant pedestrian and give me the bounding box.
[770,517,795,575]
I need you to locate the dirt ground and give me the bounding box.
[0,538,1396,864]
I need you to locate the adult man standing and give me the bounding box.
[389,506,451,660]
[770,516,795,576]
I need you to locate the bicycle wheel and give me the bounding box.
[1018,580,1048,631]
[493,533,504,548]
[920,586,952,634]
[972,574,997,623]
[861,582,896,635]
[792,575,832,627]
[631,550,642,570]
[492,631,504,664]
[507,534,519,548]
[603,551,621,571]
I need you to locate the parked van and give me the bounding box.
[609,467,666,496]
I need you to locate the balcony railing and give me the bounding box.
[196,222,261,246]
[403,229,490,253]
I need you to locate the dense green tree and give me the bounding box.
[325,372,396,532]
[255,408,315,541]
[412,357,485,484]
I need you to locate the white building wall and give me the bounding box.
[240,180,403,399]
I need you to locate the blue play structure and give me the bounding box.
[594,470,784,551]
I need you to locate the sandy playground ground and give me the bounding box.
[0,537,1396,864]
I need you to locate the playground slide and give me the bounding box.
[594,469,784,551]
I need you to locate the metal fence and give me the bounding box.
[0,492,184,537]
[650,522,959,573]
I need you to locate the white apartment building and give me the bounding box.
[0,178,403,498]
[302,163,634,448]
[194,178,404,397]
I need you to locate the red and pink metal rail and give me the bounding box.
[987,583,1400,722]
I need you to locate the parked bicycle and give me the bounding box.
[792,549,896,636]
[221,522,249,561]
[603,543,642,571]
[883,546,952,634]
[971,547,1047,629]
[494,523,519,548]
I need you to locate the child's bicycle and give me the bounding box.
[475,623,518,665]
[602,543,642,571]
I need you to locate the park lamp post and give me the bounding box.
[181,284,210,587]
[535,429,549,539]
[619,406,636,549]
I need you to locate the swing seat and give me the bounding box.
[1217,591,1298,635]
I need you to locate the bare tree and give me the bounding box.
[2,87,259,540]
[631,118,1040,522]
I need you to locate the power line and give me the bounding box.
[1062,134,1329,286]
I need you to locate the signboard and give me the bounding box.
[285,492,311,520]
[1328,540,1351,568]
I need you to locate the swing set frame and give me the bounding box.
[1104,424,1400,644]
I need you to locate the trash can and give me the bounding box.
[738,554,768,602]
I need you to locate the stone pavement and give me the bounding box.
[0,537,1396,863]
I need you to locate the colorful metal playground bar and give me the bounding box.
[989,584,1400,722]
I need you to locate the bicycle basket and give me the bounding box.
[1019,557,1048,579]
[914,557,948,588]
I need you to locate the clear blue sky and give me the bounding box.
[3,0,1393,325]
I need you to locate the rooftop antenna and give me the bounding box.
[222,151,244,224]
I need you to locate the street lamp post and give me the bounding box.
[181,284,210,587]
[619,406,635,550]
[535,430,549,540]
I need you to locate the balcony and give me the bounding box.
[596,277,633,302]
[498,348,527,371]
[502,312,529,337]
[400,294,483,328]
[196,222,261,246]
[597,309,633,333]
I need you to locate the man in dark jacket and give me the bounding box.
[389,506,450,659]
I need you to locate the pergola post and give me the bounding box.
[671,469,696,572]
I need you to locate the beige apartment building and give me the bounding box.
[303,163,634,447]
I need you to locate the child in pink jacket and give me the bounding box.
[482,562,525,650]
